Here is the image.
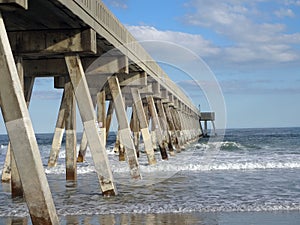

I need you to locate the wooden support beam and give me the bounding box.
[131,88,156,165]
[0,12,59,224]
[48,90,66,167]
[146,96,168,160]
[9,29,97,56]
[65,55,117,196]
[107,76,141,179]
[64,80,77,181]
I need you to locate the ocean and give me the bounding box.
[0,127,300,224]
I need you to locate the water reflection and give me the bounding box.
[59,213,218,225]
[6,217,28,225]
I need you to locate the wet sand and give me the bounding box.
[1,211,300,225]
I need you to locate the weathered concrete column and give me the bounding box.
[155,100,175,156]
[182,111,191,142]
[170,108,185,150]
[1,142,11,182]
[48,89,66,167]
[97,90,106,146]
[108,76,141,179]
[65,55,117,196]
[77,95,97,162]
[2,58,33,196]
[77,131,87,162]
[163,103,181,153]
[130,105,140,158]
[64,80,77,181]
[177,110,186,144]
[0,12,59,224]
[105,100,114,140]
[146,96,168,160]
[10,144,23,198]
[10,57,25,198]
[117,98,127,161]
[131,88,156,165]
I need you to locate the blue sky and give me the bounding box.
[1,0,300,133]
[101,0,300,129]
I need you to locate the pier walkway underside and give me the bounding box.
[0,1,203,224]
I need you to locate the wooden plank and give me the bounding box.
[0,12,59,224]
[107,76,141,179]
[65,55,117,196]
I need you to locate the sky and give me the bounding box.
[1,0,300,133]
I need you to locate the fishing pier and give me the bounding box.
[0,0,208,224]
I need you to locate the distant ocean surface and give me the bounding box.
[0,127,300,224]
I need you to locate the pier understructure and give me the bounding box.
[0,1,209,224]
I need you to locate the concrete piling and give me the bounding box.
[0,0,210,223]
[0,12,59,224]
[64,80,77,181]
[108,76,141,179]
[131,88,156,165]
[146,96,168,160]
[65,55,117,195]
[48,89,66,167]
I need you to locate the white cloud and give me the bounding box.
[104,0,128,9]
[284,0,300,6]
[178,78,300,95]
[126,25,220,57]
[274,8,295,18]
[182,0,300,64]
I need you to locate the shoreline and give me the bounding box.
[1,210,300,225]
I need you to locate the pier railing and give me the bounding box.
[72,0,198,113]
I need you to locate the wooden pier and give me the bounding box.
[0,0,207,224]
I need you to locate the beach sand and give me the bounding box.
[1,211,300,225]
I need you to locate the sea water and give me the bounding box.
[0,127,300,224]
